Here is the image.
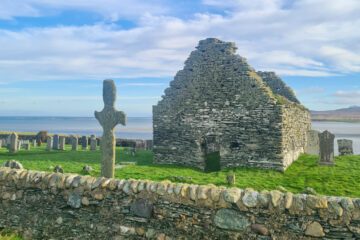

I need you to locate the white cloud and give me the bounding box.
[0,0,359,83]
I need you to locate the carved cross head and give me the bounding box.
[95,79,126,131]
[103,79,117,107]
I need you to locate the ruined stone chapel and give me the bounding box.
[153,38,311,171]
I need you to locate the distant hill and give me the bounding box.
[311,106,360,122]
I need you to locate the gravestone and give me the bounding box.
[95,79,126,178]
[53,134,59,150]
[319,130,335,165]
[90,135,97,151]
[305,130,320,155]
[71,136,78,151]
[9,133,18,153]
[337,139,353,156]
[24,143,31,151]
[81,136,88,150]
[0,140,2,148]
[59,136,66,150]
[47,136,53,151]
[145,140,153,150]
[32,140,37,147]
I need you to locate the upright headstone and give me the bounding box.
[9,133,18,153]
[47,136,53,151]
[95,79,126,178]
[319,130,335,165]
[0,139,2,148]
[71,136,78,151]
[90,135,97,151]
[59,136,66,150]
[81,136,88,150]
[337,139,353,156]
[305,130,320,155]
[32,139,37,147]
[53,134,59,150]
[24,143,31,151]
[145,140,153,150]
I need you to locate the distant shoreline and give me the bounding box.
[311,118,360,123]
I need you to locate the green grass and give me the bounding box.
[0,230,21,240]
[0,145,360,197]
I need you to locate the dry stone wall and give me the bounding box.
[153,38,311,171]
[0,168,359,239]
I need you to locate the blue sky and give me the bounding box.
[0,0,359,116]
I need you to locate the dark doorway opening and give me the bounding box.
[204,151,221,172]
[201,135,221,172]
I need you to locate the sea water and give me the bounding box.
[0,117,359,154]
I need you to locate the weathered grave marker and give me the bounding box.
[59,136,66,150]
[24,143,31,151]
[71,136,78,151]
[95,79,126,178]
[47,136,53,151]
[9,133,18,153]
[337,139,353,156]
[81,136,88,150]
[305,130,320,155]
[53,134,59,150]
[90,135,97,151]
[319,130,335,165]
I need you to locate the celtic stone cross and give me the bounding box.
[95,79,126,178]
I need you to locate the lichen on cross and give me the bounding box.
[95,79,126,178]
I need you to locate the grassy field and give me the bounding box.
[0,145,359,197]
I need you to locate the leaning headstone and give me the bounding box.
[47,136,53,151]
[95,79,126,178]
[81,136,88,150]
[71,136,78,151]
[53,134,59,150]
[2,160,23,169]
[319,130,335,165]
[305,130,320,155]
[9,132,18,153]
[59,136,66,150]
[337,139,353,156]
[90,135,97,151]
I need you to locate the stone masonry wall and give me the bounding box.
[0,168,359,239]
[257,71,300,104]
[153,38,310,171]
[281,104,311,169]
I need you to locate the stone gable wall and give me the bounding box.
[153,38,310,171]
[257,71,300,104]
[0,168,359,239]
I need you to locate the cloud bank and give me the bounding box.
[0,0,358,83]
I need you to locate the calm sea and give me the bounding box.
[0,117,359,154]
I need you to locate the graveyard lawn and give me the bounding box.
[0,145,359,197]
